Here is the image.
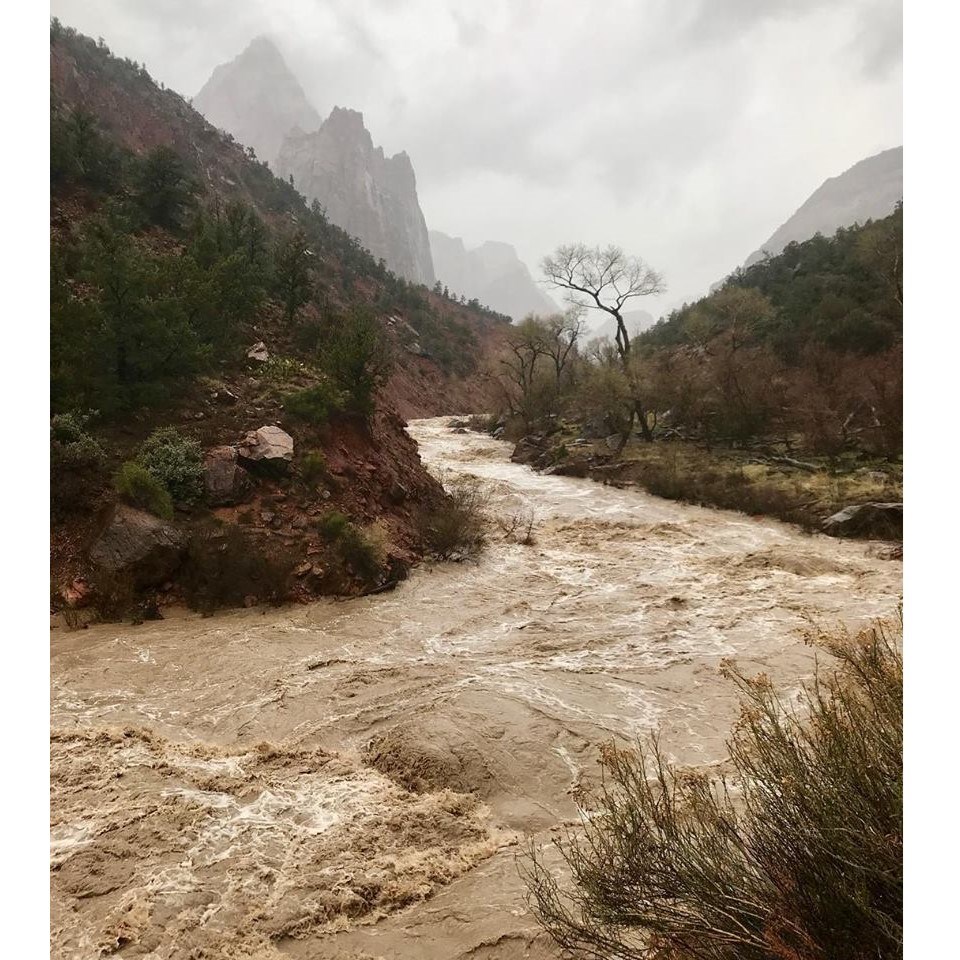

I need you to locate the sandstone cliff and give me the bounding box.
[192,36,320,168]
[277,108,435,285]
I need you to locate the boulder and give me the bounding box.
[61,578,91,608]
[511,435,545,466]
[89,505,185,587]
[543,459,590,478]
[237,426,294,471]
[247,341,270,362]
[822,502,902,539]
[203,446,253,506]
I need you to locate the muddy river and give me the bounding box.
[50,417,901,959]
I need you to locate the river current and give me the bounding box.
[50,418,902,959]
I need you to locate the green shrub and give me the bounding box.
[283,380,343,425]
[317,510,349,542]
[523,620,903,960]
[323,308,391,415]
[134,145,195,229]
[335,523,385,585]
[51,412,106,513]
[260,355,313,382]
[135,427,203,505]
[115,461,174,519]
[301,450,331,485]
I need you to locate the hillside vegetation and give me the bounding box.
[49,20,506,619]
[486,213,902,534]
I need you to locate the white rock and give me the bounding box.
[238,425,294,466]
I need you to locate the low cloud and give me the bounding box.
[50,0,902,314]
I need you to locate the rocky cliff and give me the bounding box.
[192,36,321,168]
[277,108,435,286]
[429,231,556,320]
[744,146,903,267]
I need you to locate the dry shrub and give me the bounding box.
[497,506,537,545]
[523,620,902,960]
[181,523,294,615]
[466,413,501,434]
[89,568,138,622]
[418,478,488,558]
[639,454,808,529]
[335,522,387,585]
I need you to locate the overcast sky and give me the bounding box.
[50,0,902,317]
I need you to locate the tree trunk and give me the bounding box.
[615,409,635,456]
[613,311,654,443]
[634,400,654,442]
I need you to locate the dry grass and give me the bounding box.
[564,436,901,534]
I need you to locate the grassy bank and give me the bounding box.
[509,422,902,538]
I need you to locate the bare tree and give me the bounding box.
[543,307,585,385]
[501,315,550,399]
[542,244,664,442]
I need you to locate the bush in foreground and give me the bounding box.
[522,620,902,960]
[51,411,106,514]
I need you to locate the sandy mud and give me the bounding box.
[51,418,902,958]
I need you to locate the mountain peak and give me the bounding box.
[244,34,282,57]
[193,38,321,167]
[429,230,557,320]
[743,146,902,268]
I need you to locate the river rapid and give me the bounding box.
[50,417,902,959]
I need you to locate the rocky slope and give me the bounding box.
[277,109,435,285]
[192,35,321,168]
[49,22,505,615]
[429,231,557,320]
[743,146,903,267]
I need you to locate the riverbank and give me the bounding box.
[50,418,902,959]
[501,421,902,543]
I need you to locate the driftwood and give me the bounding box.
[589,462,629,474]
[764,455,822,473]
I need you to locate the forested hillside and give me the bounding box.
[49,20,507,618]
[648,205,902,358]
[486,217,902,534]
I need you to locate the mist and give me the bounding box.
[49,0,901,316]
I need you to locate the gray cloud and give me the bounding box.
[50,0,902,314]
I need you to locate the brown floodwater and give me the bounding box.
[50,418,901,959]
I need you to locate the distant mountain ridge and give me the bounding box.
[429,231,556,320]
[194,38,434,285]
[744,146,902,268]
[193,36,320,168]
